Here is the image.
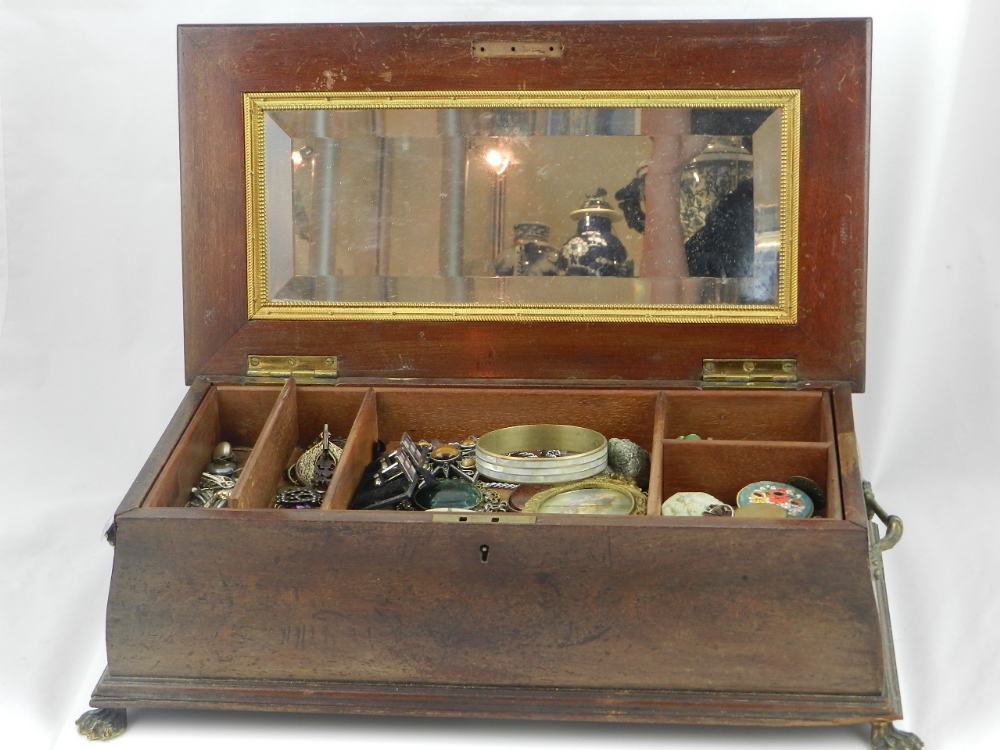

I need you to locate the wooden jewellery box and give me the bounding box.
[77,20,924,749]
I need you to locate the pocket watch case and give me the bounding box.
[77,20,923,749]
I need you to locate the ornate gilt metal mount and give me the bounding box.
[76,707,127,741]
[871,721,925,750]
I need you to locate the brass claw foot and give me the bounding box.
[76,708,127,741]
[871,721,924,750]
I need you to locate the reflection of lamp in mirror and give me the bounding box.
[484,147,510,261]
[484,148,510,175]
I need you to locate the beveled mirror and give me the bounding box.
[245,90,799,322]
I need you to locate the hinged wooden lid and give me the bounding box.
[179,20,870,389]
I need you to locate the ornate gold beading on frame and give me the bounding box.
[244,90,800,324]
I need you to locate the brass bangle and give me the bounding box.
[476,424,607,483]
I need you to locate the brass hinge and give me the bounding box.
[702,358,798,389]
[246,355,339,383]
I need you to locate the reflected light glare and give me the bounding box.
[484,149,510,175]
[291,150,304,166]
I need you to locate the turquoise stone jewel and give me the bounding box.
[414,479,482,510]
[736,481,813,519]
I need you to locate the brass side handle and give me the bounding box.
[863,480,904,554]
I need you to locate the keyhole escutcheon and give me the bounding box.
[479,544,490,563]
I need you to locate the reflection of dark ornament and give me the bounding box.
[684,179,754,278]
[494,223,561,277]
[614,166,646,234]
[559,189,634,277]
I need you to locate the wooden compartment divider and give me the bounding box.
[231,379,299,509]
[647,391,667,516]
[323,388,378,511]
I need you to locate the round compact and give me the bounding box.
[475,425,607,484]
[736,481,814,519]
[522,478,646,516]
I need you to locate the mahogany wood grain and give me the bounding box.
[178,21,871,389]
[107,510,883,695]
[324,389,378,511]
[660,439,834,517]
[232,379,298,509]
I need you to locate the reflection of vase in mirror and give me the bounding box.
[494,223,561,277]
[559,189,634,277]
[679,136,752,241]
[679,136,755,279]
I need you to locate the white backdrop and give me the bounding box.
[1,1,997,749]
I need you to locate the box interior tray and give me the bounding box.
[143,382,843,520]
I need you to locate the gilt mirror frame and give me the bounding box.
[244,89,800,324]
[179,21,870,387]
